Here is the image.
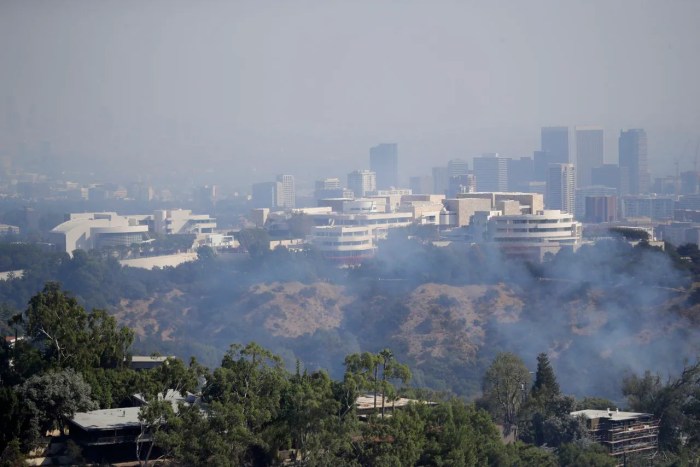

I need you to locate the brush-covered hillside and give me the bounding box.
[2,236,697,402]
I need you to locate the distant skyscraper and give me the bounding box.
[432,166,449,195]
[447,158,469,178]
[276,174,295,209]
[575,126,604,188]
[473,153,508,192]
[547,163,576,214]
[347,170,376,197]
[370,143,398,189]
[508,157,534,191]
[251,181,283,209]
[541,127,569,164]
[618,129,649,195]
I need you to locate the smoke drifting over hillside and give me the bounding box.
[105,237,699,403]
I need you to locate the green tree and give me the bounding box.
[482,352,531,434]
[202,343,289,464]
[21,282,133,372]
[531,352,560,403]
[17,369,97,445]
[557,439,616,467]
[417,400,506,466]
[623,361,700,454]
[377,349,411,418]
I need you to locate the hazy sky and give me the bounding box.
[1,0,699,189]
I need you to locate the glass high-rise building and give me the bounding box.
[618,129,649,195]
[541,127,569,164]
[575,126,604,188]
[547,163,576,214]
[370,143,398,190]
[473,153,508,192]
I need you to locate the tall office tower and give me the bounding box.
[473,153,509,192]
[447,158,469,178]
[370,143,398,189]
[508,157,534,191]
[276,174,295,209]
[252,181,283,209]
[533,150,553,181]
[541,126,569,164]
[347,170,376,197]
[409,175,433,195]
[618,129,649,195]
[432,166,449,195]
[575,126,604,188]
[547,163,576,214]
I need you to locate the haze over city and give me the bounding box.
[1,0,699,191]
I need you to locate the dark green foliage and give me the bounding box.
[17,369,97,445]
[20,282,133,372]
[557,439,616,466]
[531,353,560,402]
[622,361,700,455]
[481,352,531,430]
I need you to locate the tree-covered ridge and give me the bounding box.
[0,236,697,404]
[1,285,699,465]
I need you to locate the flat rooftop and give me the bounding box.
[570,409,653,422]
[71,407,142,431]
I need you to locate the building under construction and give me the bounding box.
[571,409,659,462]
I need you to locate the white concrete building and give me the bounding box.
[51,212,149,255]
[152,209,217,235]
[488,210,582,261]
[307,225,376,265]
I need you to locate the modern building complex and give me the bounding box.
[307,225,376,265]
[541,126,569,164]
[152,209,216,235]
[473,153,508,192]
[487,210,582,261]
[546,163,576,214]
[51,210,216,255]
[619,129,649,195]
[50,213,149,254]
[575,126,604,188]
[347,170,377,198]
[570,409,659,460]
[370,143,398,189]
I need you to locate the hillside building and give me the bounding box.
[307,225,375,265]
[487,210,582,261]
[570,409,659,460]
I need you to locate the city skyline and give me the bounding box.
[1,1,698,189]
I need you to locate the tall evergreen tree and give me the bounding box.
[531,353,560,402]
